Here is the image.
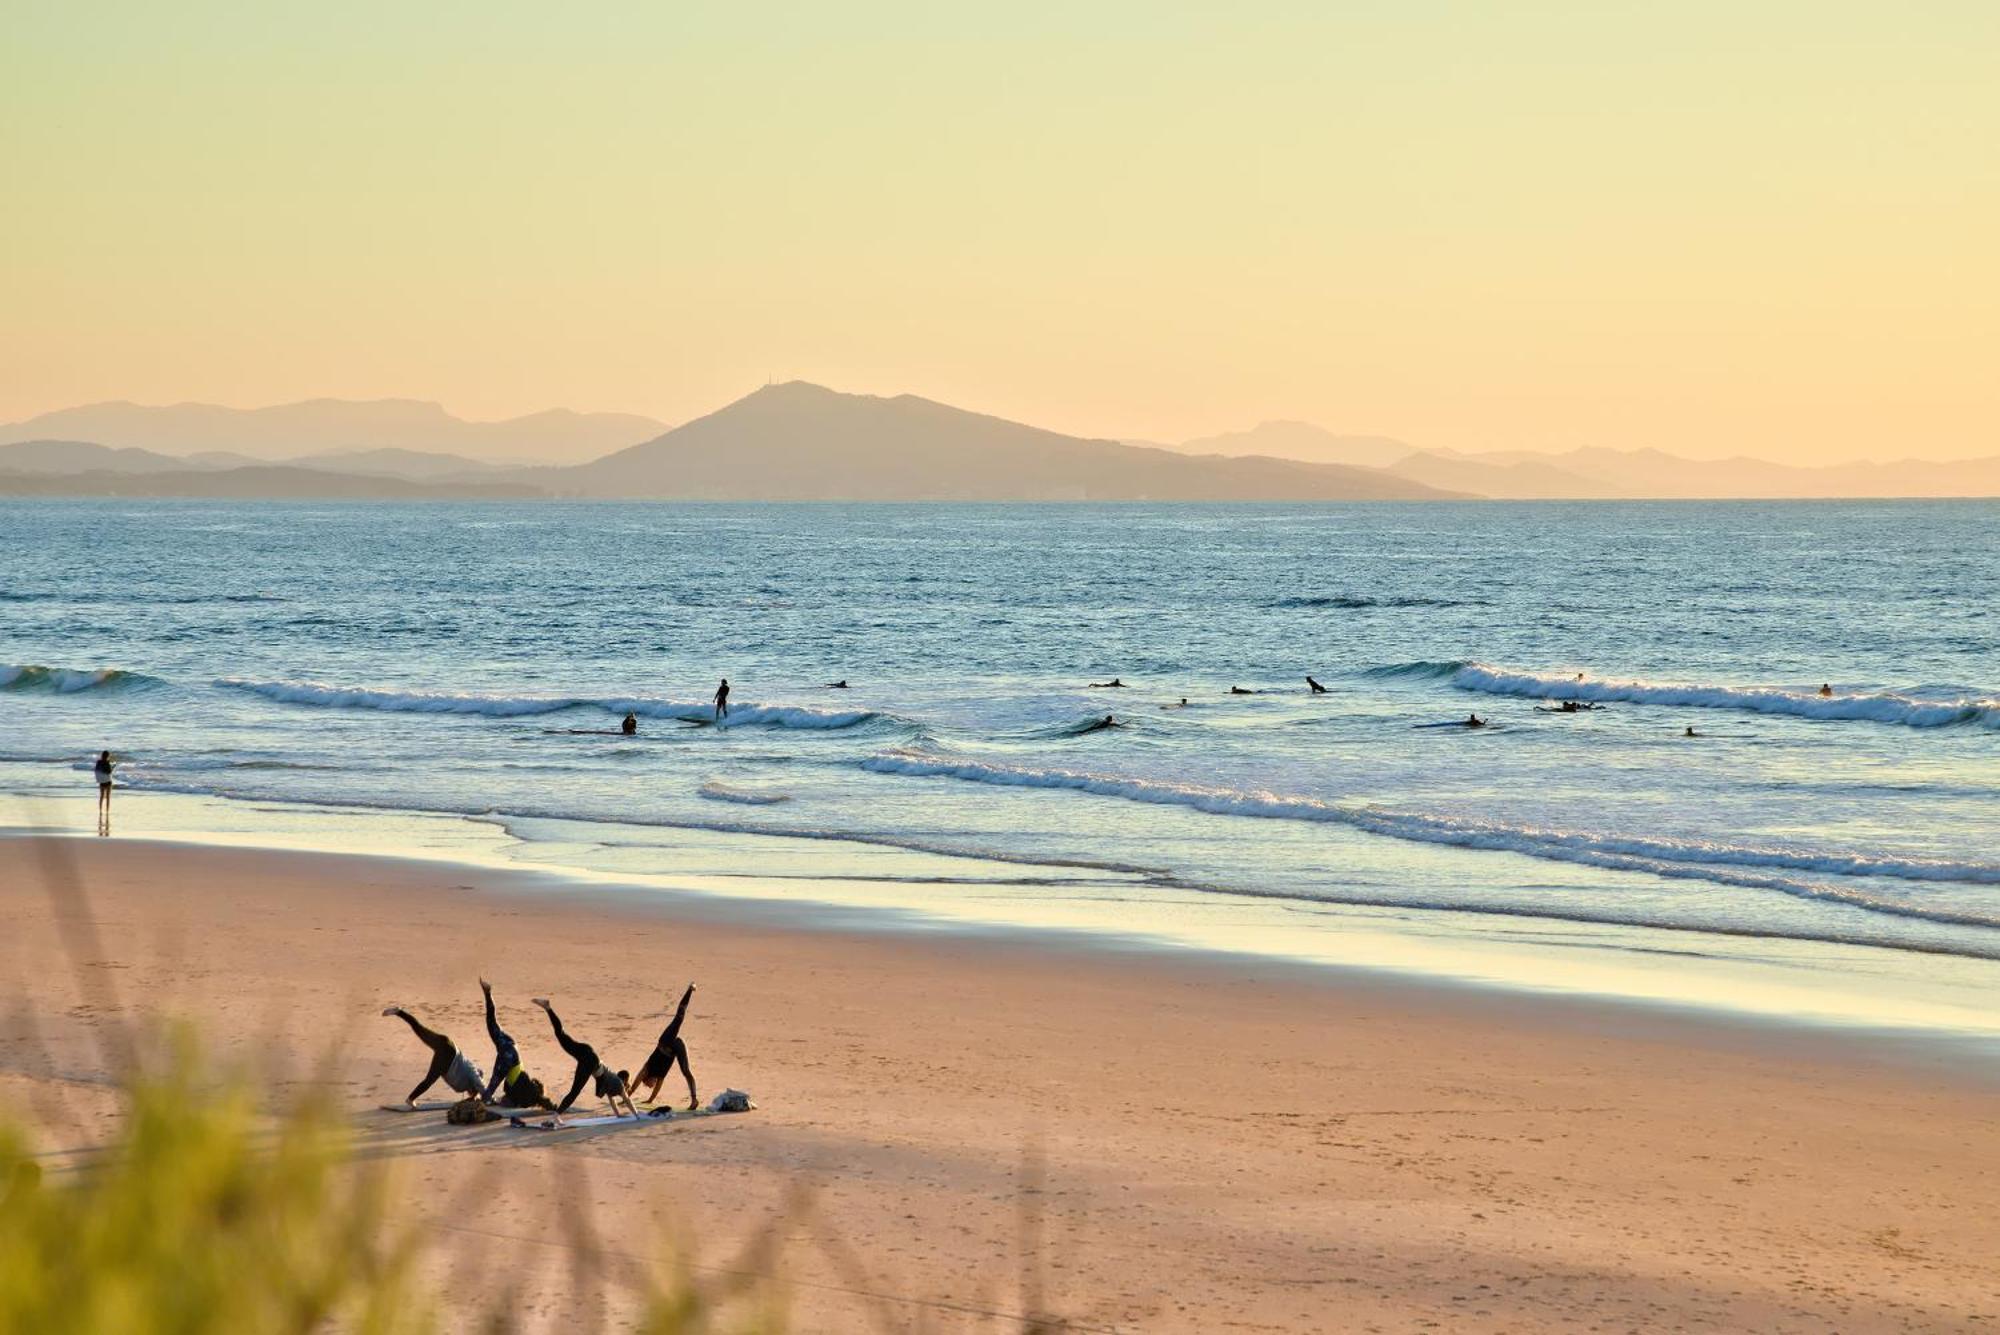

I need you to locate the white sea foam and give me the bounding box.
[215,678,878,730]
[697,781,793,805]
[860,750,2000,929]
[1451,664,1998,729]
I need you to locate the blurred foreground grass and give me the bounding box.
[0,1033,779,1334]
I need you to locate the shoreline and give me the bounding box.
[4,835,1997,1329]
[8,778,2000,1063]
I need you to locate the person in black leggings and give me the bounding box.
[630,983,700,1110]
[478,980,551,1109]
[532,996,637,1122]
[382,1005,485,1108]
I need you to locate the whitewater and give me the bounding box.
[3,498,1997,969]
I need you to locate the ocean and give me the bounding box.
[5,499,1997,1022]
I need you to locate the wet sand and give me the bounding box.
[3,837,1997,1331]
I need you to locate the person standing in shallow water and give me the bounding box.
[714,678,730,720]
[93,750,114,833]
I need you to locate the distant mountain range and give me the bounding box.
[1,387,1992,500]
[0,399,663,467]
[1154,421,1999,499]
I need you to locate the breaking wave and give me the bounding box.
[216,678,881,730]
[859,750,2000,934]
[1360,659,1471,680]
[0,664,166,694]
[1452,664,1999,729]
[697,781,793,806]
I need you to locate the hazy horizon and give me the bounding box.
[7,4,1997,463]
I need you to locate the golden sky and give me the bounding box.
[4,2,1995,461]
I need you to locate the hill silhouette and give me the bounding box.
[0,399,662,466]
[549,383,1455,500]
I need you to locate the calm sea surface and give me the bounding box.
[4,500,1997,979]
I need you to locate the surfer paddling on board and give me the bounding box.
[381,1006,485,1110]
[1089,678,1127,688]
[714,678,730,720]
[1080,714,1119,733]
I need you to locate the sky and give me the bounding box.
[3,2,1996,462]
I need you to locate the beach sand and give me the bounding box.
[3,837,1996,1331]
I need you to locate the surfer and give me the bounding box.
[1685,726,1699,737]
[1465,713,1486,728]
[381,1006,486,1110]
[1306,676,1327,694]
[1230,686,1257,695]
[1560,701,1579,713]
[477,981,551,1110]
[826,680,849,689]
[1089,678,1127,688]
[1818,683,1833,697]
[621,712,638,736]
[629,983,700,1110]
[1161,698,1189,709]
[532,996,638,1123]
[1081,714,1119,732]
[714,678,730,720]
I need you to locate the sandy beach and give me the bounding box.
[3,835,1997,1332]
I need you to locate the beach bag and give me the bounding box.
[447,1097,497,1125]
[707,1089,754,1113]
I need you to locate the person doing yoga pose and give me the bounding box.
[382,1006,486,1108]
[478,980,551,1109]
[533,996,638,1122]
[630,983,701,1109]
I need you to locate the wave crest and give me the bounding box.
[1,663,164,694]
[1452,664,1998,729]
[860,750,2000,932]
[215,678,880,730]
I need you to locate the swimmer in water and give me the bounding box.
[621,712,638,736]
[1306,676,1327,694]
[1089,678,1127,688]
